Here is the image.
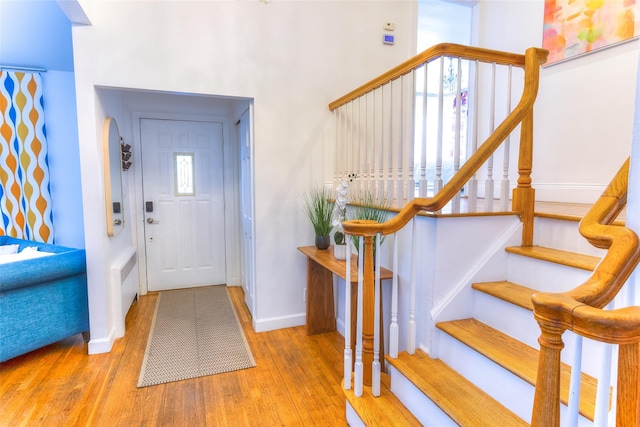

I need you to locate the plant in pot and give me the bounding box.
[333,229,347,260]
[303,186,334,250]
[349,189,391,258]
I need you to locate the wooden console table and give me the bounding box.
[297,245,393,355]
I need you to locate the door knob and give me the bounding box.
[147,217,155,224]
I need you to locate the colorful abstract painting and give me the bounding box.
[0,71,54,243]
[543,0,640,65]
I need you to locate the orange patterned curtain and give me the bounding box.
[0,71,54,243]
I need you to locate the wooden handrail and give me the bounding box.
[342,46,548,238]
[329,43,548,111]
[531,158,640,427]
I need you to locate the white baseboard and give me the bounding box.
[253,312,306,332]
[336,317,346,337]
[88,334,114,355]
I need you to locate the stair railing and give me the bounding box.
[329,43,544,224]
[335,44,548,396]
[531,157,640,427]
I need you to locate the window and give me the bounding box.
[174,152,195,196]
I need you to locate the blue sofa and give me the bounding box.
[0,236,89,362]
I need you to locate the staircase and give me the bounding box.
[345,207,614,426]
[332,43,639,426]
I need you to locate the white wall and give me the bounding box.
[71,0,417,346]
[417,0,472,49]
[473,0,638,203]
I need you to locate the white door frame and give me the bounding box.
[131,111,240,296]
[238,104,257,318]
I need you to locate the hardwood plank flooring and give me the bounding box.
[0,287,348,427]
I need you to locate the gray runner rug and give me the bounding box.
[137,286,256,387]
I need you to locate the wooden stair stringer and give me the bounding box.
[343,373,421,426]
[385,350,529,426]
[437,318,599,421]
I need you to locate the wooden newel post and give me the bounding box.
[531,321,565,427]
[513,108,535,247]
[362,235,375,386]
[512,47,545,247]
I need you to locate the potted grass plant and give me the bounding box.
[349,189,391,256]
[303,186,334,249]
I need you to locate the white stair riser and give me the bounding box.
[473,291,540,348]
[345,402,366,427]
[437,331,534,422]
[435,331,594,426]
[473,290,610,379]
[533,217,606,257]
[387,364,458,426]
[506,255,594,292]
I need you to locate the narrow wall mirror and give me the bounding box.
[103,117,124,236]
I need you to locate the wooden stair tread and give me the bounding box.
[386,350,527,426]
[437,318,599,421]
[505,245,600,271]
[343,373,421,426]
[472,280,535,311]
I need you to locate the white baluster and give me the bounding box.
[338,106,343,185]
[484,63,496,213]
[406,181,415,203]
[377,85,388,194]
[593,344,613,426]
[452,57,462,213]
[608,344,619,426]
[378,179,386,204]
[350,100,356,180]
[372,233,381,397]
[335,107,342,188]
[419,63,429,198]
[343,235,353,390]
[343,104,349,182]
[594,302,614,426]
[500,65,512,212]
[354,236,364,397]
[435,57,444,200]
[371,88,379,194]
[396,76,405,206]
[407,70,416,202]
[356,96,362,186]
[467,60,479,212]
[408,219,417,354]
[363,92,370,193]
[389,231,399,358]
[387,80,395,205]
[566,333,583,426]
[379,85,387,200]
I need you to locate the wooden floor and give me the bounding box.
[0,287,348,427]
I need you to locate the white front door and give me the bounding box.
[140,118,226,291]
